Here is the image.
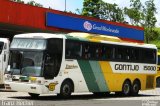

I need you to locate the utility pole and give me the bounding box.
[65,0,66,11]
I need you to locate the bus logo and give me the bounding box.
[83,21,92,31]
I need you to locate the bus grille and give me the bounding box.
[146,76,154,89]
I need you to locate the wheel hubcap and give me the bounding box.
[133,84,139,92]
[124,84,130,94]
[63,84,70,95]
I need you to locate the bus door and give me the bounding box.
[43,39,63,79]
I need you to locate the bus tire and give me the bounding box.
[122,80,131,96]
[156,77,160,87]
[28,93,39,98]
[131,80,140,96]
[59,80,73,98]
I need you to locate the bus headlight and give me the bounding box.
[29,77,37,83]
[29,77,43,85]
[37,80,42,84]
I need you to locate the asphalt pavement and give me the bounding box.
[0,88,160,106]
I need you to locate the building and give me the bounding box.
[0,0,144,42]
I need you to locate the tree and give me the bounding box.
[75,8,82,15]
[124,0,158,43]
[124,0,144,26]
[27,1,43,7]
[143,0,157,43]
[82,0,102,18]
[11,0,43,7]
[11,0,24,3]
[82,0,124,22]
[100,3,125,22]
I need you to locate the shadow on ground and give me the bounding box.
[8,93,159,101]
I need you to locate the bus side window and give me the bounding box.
[106,46,113,60]
[124,48,130,60]
[83,43,99,60]
[101,46,113,60]
[115,48,122,60]
[115,47,130,61]
[73,43,82,58]
[101,46,106,60]
[130,49,140,62]
[142,49,156,64]
[96,45,102,59]
[83,44,90,59]
[66,40,82,59]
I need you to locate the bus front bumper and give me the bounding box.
[5,81,50,94]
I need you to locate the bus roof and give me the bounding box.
[14,33,65,39]
[14,33,157,49]
[101,40,157,49]
[67,32,157,49]
[0,38,9,43]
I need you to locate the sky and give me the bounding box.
[23,0,160,27]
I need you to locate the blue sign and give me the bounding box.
[46,12,144,41]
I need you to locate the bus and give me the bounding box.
[0,38,9,86]
[5,33,157,98]
[156,52,160,87]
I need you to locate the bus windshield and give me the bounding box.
[10,51,44,77]
[0,42,4,54]
[21,51,43,77]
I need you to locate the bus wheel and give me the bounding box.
[59,80,73,98]
[156,77,160,87]
[122,80,131,96]
[131,80,140,96]
[28,93,39,98]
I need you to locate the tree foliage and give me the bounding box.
[11,0,24,3]
[100,3,124,22]
[124,0,144,26]
[10,0,43,7]
[143,0,157,43]
[82,0,124,22]
[82,0,101,18]
[27,0,43,7]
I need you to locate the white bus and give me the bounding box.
[5,33,157,98]
[0,38,9,86]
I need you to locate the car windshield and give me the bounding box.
[9,51,44,77]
